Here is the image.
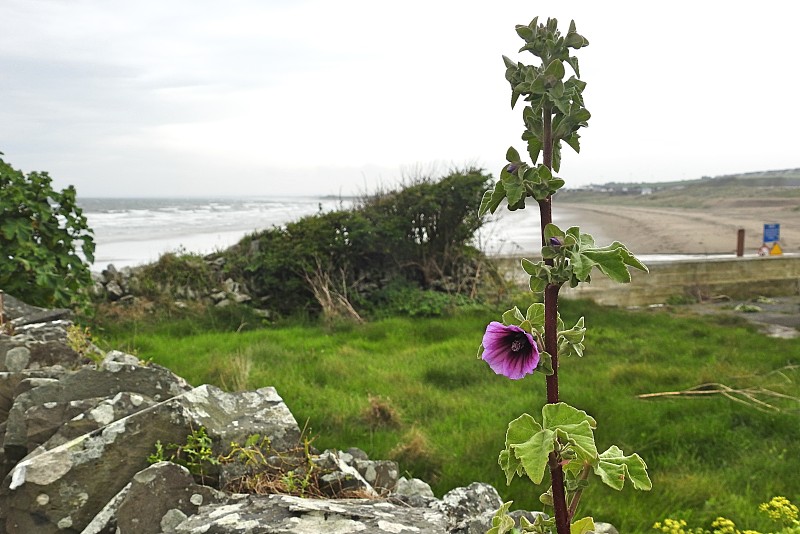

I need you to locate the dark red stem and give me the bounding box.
[540,100,569,534]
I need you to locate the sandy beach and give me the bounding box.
[552,201,799,256]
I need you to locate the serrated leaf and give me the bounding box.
[525,303,545,325]
[569,252,595,282]
[502,306,525,325]
[529,276,547,293]
[565,55,581,78]
[595,445,652,491]
[502,55,517,69]
[564,133,581,154]
[479,181,507,216]
[515,25,534,40]
[543,223,564,240]
[521,258,538,275]
[504,180,525,208]
[487,501,516,534]
[571,517,595,534]
[513,428,555,484]
[506,146,521,163]
[499,418,534,486]
[542,402,597,430]
[536,351,554,375]
[506,413,541,447]
[554,421,597,462]
[582,249,631,283]
[544,60,565,81]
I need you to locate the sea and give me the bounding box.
[78,196,563,270]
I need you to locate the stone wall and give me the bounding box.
[496,255,800,307]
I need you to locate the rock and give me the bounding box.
[83,462,227,534]
[351,458,399,494]
[313,450,378,497]
[394,476,435,498]
[4,348,30,373]
[105,281,124,301]
[433,482,504,533]
[593,521,620,534]
[209,292,227,304]
[101,264,119,285]
[222,278,238,294]
[214,299,231,308]
[0,320,80,371]
[102,350,140,368]
[2,385,300,533]
[0,293,71,329]
[171,493,450,533]
[3,364,192,465]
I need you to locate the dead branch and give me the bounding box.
[638,382,800,413]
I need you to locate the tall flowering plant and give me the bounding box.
[479,18,652,534]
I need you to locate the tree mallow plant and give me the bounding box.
[478,18,651,534]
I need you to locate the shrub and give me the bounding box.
[220,168,492,318]
[0,153,95,307]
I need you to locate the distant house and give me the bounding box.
[641,187,653,195]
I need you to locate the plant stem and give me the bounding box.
[539,99,569,534]
[567,463,593,521]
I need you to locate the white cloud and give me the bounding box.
[1,0,798,196]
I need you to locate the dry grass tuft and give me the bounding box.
[362,394,401,429]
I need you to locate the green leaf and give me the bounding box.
[536,351,554,375]
[569,252,595,282]
[513,428,555,484]
[554,420,597,462]
[502,306,525,325]
[565,55,581,78]
[540,405,598,463]
[521,258,538,276]
[543,402,597,430]
[525,303,545,326]
[543,223,565,241]
[479,182,507,216]
[487,501,516,534]
[499,414,541,484]
[506,413,541,447]
[544,60,565,82]
[506,146,521,163]
[515,25,534,40]
[595,446,652,491]
[571,517,595,534]
[501,172,525,207]
[529,276,547,293]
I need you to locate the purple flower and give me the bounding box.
[549,237,562,248]
[506,163,519,174]
[481,322,540,380]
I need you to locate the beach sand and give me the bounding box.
[553,202,800,256]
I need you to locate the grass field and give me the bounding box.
[90,298,800,533]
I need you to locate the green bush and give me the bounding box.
[221,168,492,318]
[0,153,95,308]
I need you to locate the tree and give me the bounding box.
[0,152,95,308]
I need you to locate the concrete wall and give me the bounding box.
[495,255,800,307]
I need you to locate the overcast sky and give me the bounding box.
[1,1,798,198]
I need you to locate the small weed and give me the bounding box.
[148,426,219,484]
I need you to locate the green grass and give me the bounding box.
[91,300,800,533]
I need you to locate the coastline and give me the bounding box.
[90,200,799,270]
